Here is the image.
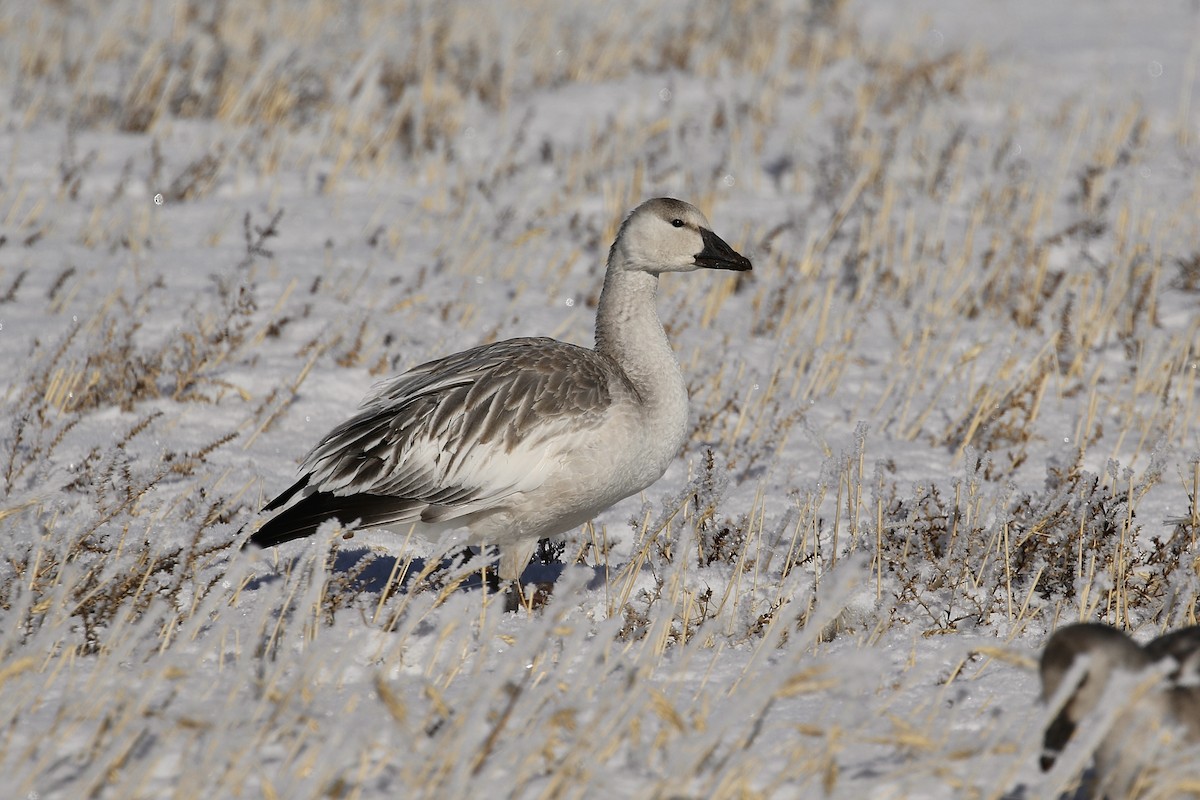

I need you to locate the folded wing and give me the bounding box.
[248,337,621,548]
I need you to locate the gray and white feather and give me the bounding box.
[1039,622,1200,797]
[247,198,751,584]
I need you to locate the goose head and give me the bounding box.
[610,197,752,275]
[1039,623,1152,771]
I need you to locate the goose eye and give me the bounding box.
[671,219,684,228]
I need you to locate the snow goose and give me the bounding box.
[1039,622,1200,797]
[246,198,751,595]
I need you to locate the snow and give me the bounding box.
[1,0,1199,797]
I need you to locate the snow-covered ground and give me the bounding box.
[2,1,1199,797]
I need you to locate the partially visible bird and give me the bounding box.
[245,198,751,597]
[1039,622,1200,797]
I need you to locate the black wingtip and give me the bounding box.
[263,475,310,513]
[244,488,399,550]
[243,482,420,552]
[245,517,315,550]
[241,475,318,550]
[246,495,335,550]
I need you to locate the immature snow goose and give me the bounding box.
[246,198,751,597]
[1039,622,1200,797]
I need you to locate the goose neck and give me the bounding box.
[594,267,682,401]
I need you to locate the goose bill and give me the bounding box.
[695,228,752,271]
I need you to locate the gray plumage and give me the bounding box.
[247,198,751,585]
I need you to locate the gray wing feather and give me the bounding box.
[301,337,622,506]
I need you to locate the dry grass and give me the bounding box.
[2,0,1200,797]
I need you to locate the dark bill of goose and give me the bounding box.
[695,227,752,272]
